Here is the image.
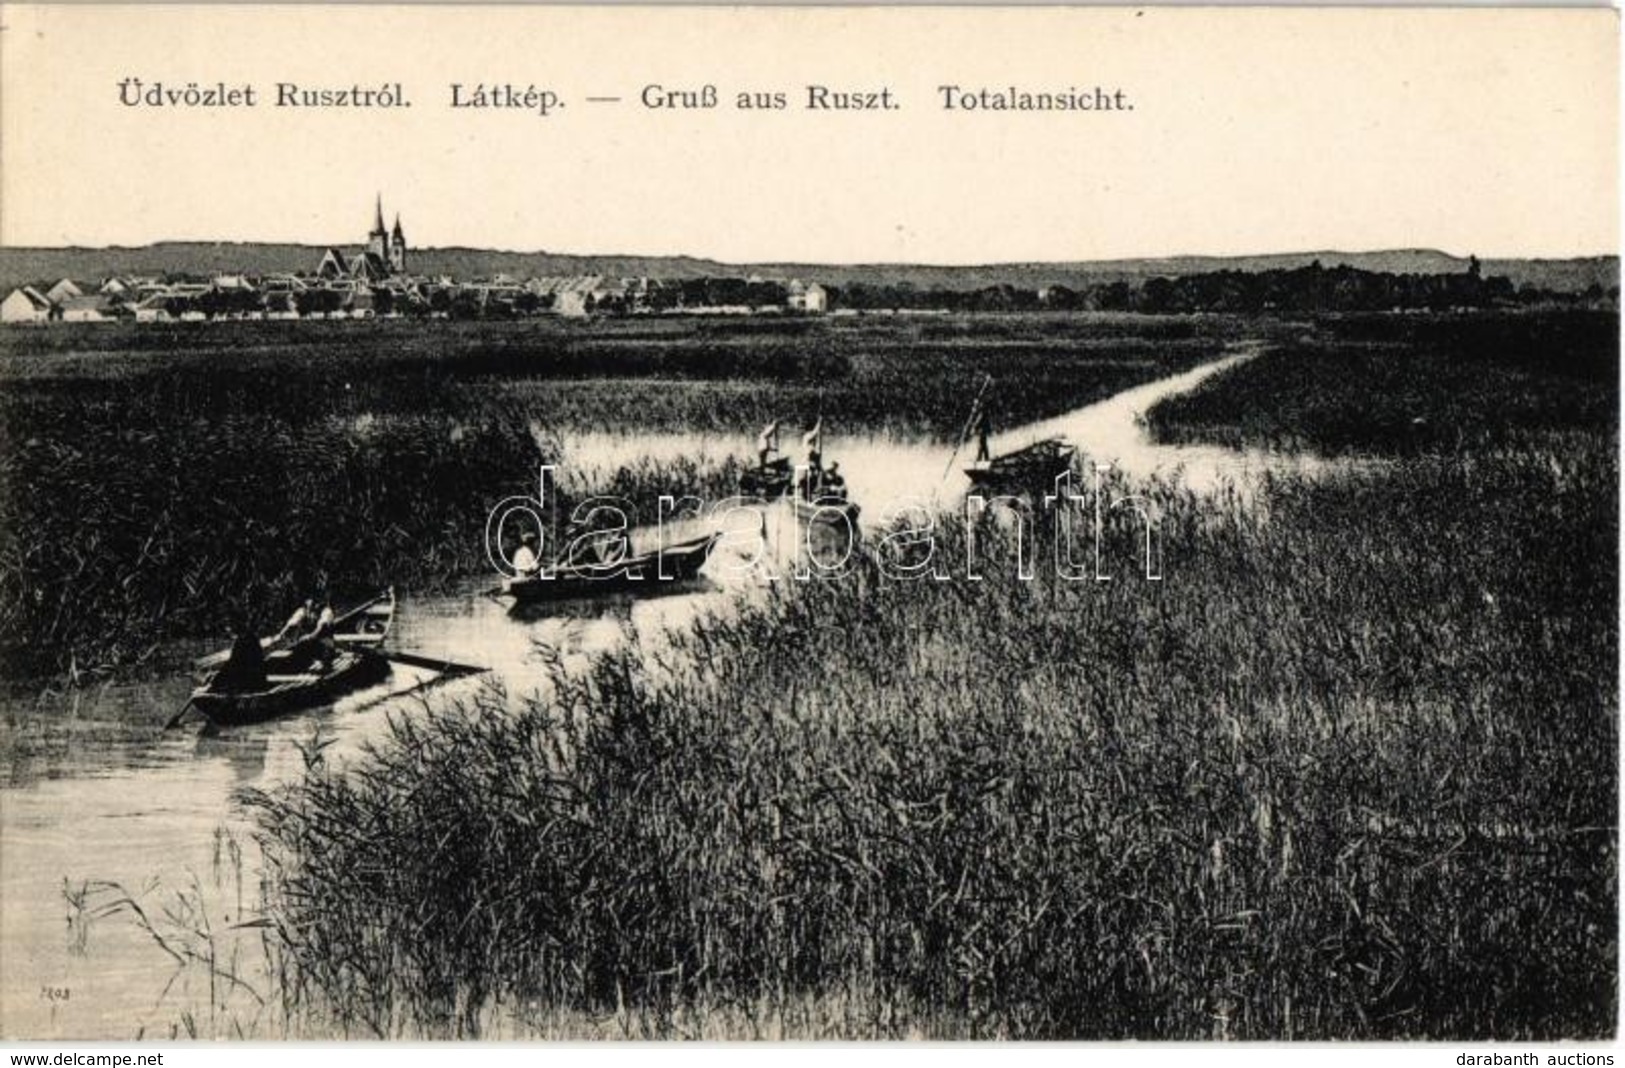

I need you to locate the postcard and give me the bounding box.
[0,3,1617,1045]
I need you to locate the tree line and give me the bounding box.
[822,260,1616,314]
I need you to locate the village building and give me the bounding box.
[59,295,128,322]
[1,287,54,323]
[260,273,309,294]
[316,247,350,280]
[45,278,83,304]
[7,199,836,326]
[133,295,181,323]
[788,279,828,314]
[319,196,410,282]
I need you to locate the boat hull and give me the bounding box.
[193,589,396,679]
[739,458,794,499]
[964,439,1077,492]
[504,533,721,603]
[192,650,390,727]
[189,588,397,727]
[791,495,861,526]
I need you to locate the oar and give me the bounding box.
[163,698,196,730]
[376,649,489,677]
[942,372,995,483]
[194,589,393,673]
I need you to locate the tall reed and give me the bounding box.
[247,442,1616,1039]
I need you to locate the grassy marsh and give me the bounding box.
[0,314,1232,680]
[249,434,1616,1038]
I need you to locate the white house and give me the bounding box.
[788,280,829,314]
[133,296,177,323]
[45,278,84,304]
[59,295,125,322]
[1,287,54,324]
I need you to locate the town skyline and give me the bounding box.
[2,184,1619,266]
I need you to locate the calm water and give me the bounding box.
[1,341,1346,1038]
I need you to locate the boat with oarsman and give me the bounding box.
[964,437,1078,491]
[187,588,397,727]
[501,530,722,603]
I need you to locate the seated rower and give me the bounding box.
[512,531,542,576]
[288,597,338,671]
[215,619,268,693]
[822,462,847,498]
[272,598,314,646]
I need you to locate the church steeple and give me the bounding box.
[367,194,389,261]
[389,212,407,274]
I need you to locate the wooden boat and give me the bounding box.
[502,531,721,603]
[193,588,395,678]
[791,491,861,526]
[192,649,391,727]
[190,589,397,727]
[739,456,793,499]
[964,438,1077,490]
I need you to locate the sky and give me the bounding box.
[1,5,1617,263]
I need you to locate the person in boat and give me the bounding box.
[272,598,315,646]
[512,531,542,576]
[288,596,338,671]
[214,616,268,694]
[972,407,992,463]
[756,420,781,469]
[802,418,823,473]
[822,461,846,498]
[796,464,822,502]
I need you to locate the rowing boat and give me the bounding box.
[502,531,721,603]
[189,589,396,727]
[791,492,861,526]
[193,588,395,677]
[739,456,794,499]
[192,649,391,727]
[965,438,1077,490]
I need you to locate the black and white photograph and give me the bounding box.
[0,4,1617,1049]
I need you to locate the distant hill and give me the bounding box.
[0,242,1614,296]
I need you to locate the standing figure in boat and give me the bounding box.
[802,418,823,474]
[740,418,793,498]
[757,420,781,468]
[972,406,992,464]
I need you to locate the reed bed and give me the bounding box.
[1146,310,1617,456]
[0,314,1222,681]
[246,439,1616,1039]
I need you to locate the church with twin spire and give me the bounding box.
[316,196,408,281]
